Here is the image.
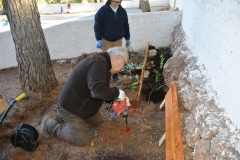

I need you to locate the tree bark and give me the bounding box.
[3,0,57,93]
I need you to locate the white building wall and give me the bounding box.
[0,11,182,69]
[179,0,240,129]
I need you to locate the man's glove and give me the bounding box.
[125,97,131,107]
[96,40,102,49]
[118,89,126,101]
[126,39,130,45]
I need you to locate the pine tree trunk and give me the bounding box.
[3,0,57,93]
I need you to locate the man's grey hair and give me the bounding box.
[107,47,128,58]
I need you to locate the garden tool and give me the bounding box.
[11,122,39,152]
[123,110,128,127]
[110,98,129,125]
[0,93,26,124]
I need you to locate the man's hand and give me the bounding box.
[118,89,126,101]
[96,40,102,49]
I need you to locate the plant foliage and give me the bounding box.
[148,69,165,104]
[125,44,134,55]
[125,74,139,92]
[159,48,170,69]
[120,62,142,73]
[148,83,165,104]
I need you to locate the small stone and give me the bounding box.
[57,59,67,64]
[221,150,225,156]
[70,58,79,65]
[148,49,157,58]
[144,70,150,78]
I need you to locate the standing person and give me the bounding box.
[40,47,131,147]
[94,0,131,84]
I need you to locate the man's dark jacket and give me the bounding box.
[59,53,119,119]
[94,4,130,42]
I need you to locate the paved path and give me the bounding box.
[0,7,163,31]
[0,8,142,31]
[40,8,144,28]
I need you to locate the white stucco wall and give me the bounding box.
[180,0,240,129]
[0,11,182,69]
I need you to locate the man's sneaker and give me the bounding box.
[40,116,50,139]
[112,74,121,85]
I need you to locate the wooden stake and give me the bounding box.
[159,99,165,110]
[136,42,149,101]
[159,132,166,147]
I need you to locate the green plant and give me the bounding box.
[148,83,165,104]
[174,0,176,8]
[125,44,134,54]
[125,74,139,92]
[148,68,165,104]
[160,53,165,69]
[152,69,161,82]
[159,48,170,69]
[121,62,142,73]
[126,63,142,70]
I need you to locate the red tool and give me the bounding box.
[111,98,128,126]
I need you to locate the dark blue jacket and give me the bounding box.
[94,4,130,42]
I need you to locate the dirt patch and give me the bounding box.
[0,48,170,159]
